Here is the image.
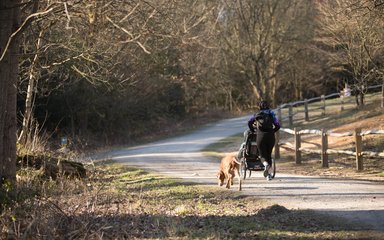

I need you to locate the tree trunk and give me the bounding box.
[0,0,21,186]
[271,76,277,107]
[18,30,43,146]
[268,58,277,106]
[355,94,359,106]
[359,92,364,106]
[248,79,261,101]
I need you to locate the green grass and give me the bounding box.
[201,134,243,159]
[201,134,242,152]
[2,162,383,239]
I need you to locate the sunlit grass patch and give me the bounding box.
[2,161,383,239]
[201,134,243,161]
[202,135,242,153]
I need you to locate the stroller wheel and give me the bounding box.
[240,160,247,180]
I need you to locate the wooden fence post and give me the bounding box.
[381,83,384,108]
[321,95,326,116]
[274,131,280,160]
[277,107,282,127]
[294,127,301,164]
[304,99,309,121]
[321,129,329,168]
[355,128,363,171]
[289,105,293,128]
[340,95,344,111]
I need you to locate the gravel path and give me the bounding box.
[104,115,384,232]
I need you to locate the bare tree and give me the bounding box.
[211,0,314,107]
[0,0,21,187]
[18,30,44,146]
[16,0,207,142]
[316,0,384,106]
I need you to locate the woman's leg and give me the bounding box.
[257,132,275,166]
[265,133,275,165]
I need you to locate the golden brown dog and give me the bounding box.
[216,152,242,191]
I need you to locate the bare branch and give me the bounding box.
[135,41,151,54]
[0,7,55,62]
[106,15,151,54]
[106,16,134,38]
[63,2,73,30]
[41,53,84,69]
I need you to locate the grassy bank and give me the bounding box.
[2,162,382,239]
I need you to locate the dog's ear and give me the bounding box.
[217,171,224,186]
[216,171,224,179]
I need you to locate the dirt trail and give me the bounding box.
[103,115,384,232]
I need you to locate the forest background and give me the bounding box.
[1,0,383,183]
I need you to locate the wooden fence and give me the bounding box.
[271,84,384,171]
[274,128,384,171]
[275,84,384,128]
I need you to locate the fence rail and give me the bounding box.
[275,127,384,170]
[275,84,384,128]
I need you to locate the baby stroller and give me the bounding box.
[238,132,276,179]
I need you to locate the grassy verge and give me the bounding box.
[2,162,382,239]
[201,134,243,159]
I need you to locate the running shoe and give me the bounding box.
[263,164,270,178]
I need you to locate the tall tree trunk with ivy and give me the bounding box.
[0,0,20,188]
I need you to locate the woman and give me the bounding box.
[250,100,280,180]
